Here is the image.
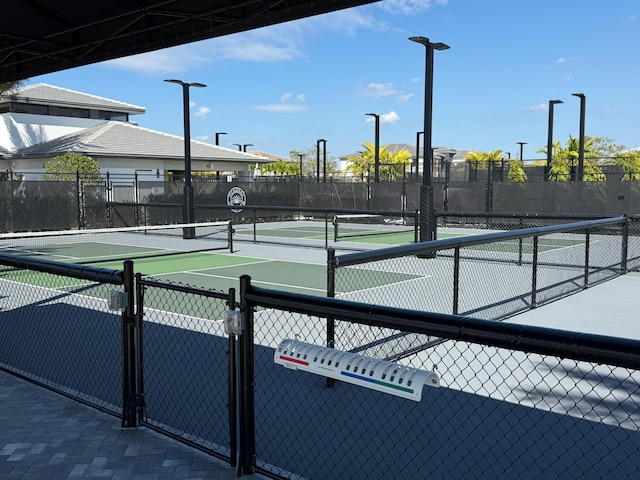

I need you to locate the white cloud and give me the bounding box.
[397,93,414,102]
[255,92,307,113]
[361,82,398,98]
[255,104,307,113]
[625,15,637,21]
[194,106,211,118]
[366,111,400,123]
[216,34,303,62]
[529,103,548,112]
[103,26,305,75]
[379,0,448,16]
[105,47,210,75]
[381,111,401,123]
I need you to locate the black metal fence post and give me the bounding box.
[135,272,146,422]
[227,287,238,468]
[121,260,138,427]
[326,248,336,387]
[621,216,629,274]
[531,237,539,308]
[238,275,256,475]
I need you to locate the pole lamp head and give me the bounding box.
[572,93,585,99]
[409,36,450,51]
[164,79,207,89]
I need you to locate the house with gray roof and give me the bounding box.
[0,83,268,181]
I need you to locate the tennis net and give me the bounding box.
[0,221,233,264]
[333,212,418,244]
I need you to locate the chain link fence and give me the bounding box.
[0,255,129,414]
[135,276,235,461]
[328,216,639,361]
[239,279,640,479]
[2,218,640,479]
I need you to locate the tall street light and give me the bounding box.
[572,93,586,181]
[316,139,327,183]
[415,131,424,181]
[243,144,253,152]
[546,99,563,181]
[215,132,227,145]
[164,79,206,239]
[409,36,450,243]
[233,143,242,151]
[366,113,380,183]
[516,141,527,162]
[297,153,305,179]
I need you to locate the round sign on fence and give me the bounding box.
[227,187,247,213]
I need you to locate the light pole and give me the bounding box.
[415,131,424,181]
[316,139,327,183]
[164,79,206,239]
[215,132,227,145]
[366,113,380,183]
[297,153,305,179]
[233,143,242,151]
[516,141,527,162]
[243,144,253,152]
[572,93,586,181]
[409,36,449,243]
[546,99,563,181]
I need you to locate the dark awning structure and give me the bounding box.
[1,0,379,83]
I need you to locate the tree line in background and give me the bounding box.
[464,136,640,182]
[253,135,640,183]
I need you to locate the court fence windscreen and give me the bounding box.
[1,216,639,479]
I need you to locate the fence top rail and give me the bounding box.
[0,253,125,285]
[436,211,614,220]
[241,279,640,370]
[138,275,230,300]
[335,215,627,267]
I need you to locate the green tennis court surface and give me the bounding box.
[236,225,327,240]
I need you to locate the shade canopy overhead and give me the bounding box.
[1,0,379,83]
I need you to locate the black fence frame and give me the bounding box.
[2,217,640,478]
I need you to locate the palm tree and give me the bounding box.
[0,79,28,97]
[538,135,604,181]
[345,141,411,181]
[464,150,504,170]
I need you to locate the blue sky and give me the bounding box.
[34,0,639,161]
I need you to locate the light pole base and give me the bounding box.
[183,185,196,239]
[418,184,436,259]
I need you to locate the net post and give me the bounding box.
[228,221,234,253]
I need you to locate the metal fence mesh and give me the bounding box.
[247,302,640,480]
[0,268,123,413]
[137,277,233,460]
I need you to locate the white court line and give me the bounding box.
[336,273,433,297]
[177,270,327,294]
